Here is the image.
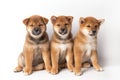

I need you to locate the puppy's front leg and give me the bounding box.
[91,50,103,71]
[66,48,73,72]
[51,47,59,75]
[42,49,51,73]
[74,47,83,76]
[23,49,33,75]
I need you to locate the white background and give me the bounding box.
[0,0,120,80]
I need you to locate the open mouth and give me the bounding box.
[59,28,67,35]
[59,30,67,35]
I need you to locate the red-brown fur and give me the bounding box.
[73,17,104,75]
[50,16,74,74]
[14,15,51,75]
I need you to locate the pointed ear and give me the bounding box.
[51,16,57,24]
[43,17,49,24]
[98,19,105,25]
[66,16,73,23]
[23,18,29,25]
[79,17,85,24]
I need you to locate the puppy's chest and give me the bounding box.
[34,46,41,55]
[58,44,68,51]
[33,46,43,61]
[56,43,69,63]
[82,38,96,62]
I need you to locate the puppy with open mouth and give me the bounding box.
[14,15,51,75]
[74,17,104,75]
[50,16,74,74]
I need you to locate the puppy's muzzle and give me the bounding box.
[90,30,96,36]
[92,30,96,34]
[32,27,41,35]
[59,28,67,35]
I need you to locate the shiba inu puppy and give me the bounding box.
[14,15,51,75]
[50,16,74,74]
[74,17,104,75]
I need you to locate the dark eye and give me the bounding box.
[65,23,68,26]
[57,24,60,26]
[95,25,97,28]
[29,24,33,27]
[39,24,43,27]
[87,25,90,28]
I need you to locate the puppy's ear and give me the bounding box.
[51,16,57,24]
[23,18,29,25]
[79,17,85,24]
[43,17,49,24]
[66,16,73,23]
[98,19,105,25]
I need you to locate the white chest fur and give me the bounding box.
[57,43,72,52]
[55,43,71,63]
[58,44,68,51]
[82,36,97,62]
[59,44,67,63]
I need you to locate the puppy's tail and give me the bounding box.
[32,63,45,71]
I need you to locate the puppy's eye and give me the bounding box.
[65,23,68,26]
[39,24,43,27]
[87,25,90,28]
[57,24,60,26]
[95,25,97,28]
[29,24,33,27]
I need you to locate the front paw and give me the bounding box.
[73,68,82,76]
[67,64,73,72]
[51,68,58,75]
[23,67,32,75]
[46,66,51,73]
[95,67,104,71]
[14,66,22,72]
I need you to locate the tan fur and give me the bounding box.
[14,15,51,75]
[50,16,74,74]
[73,17,104,75]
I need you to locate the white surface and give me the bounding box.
[0,0,120,80]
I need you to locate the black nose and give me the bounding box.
[92,30,96,34]
[61,28,65,32]
[32,27,41,35]
[59,28,67,35]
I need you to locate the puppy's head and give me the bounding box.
[51,16,73,38]
[23,15,48,39]
[79,17,104,37]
